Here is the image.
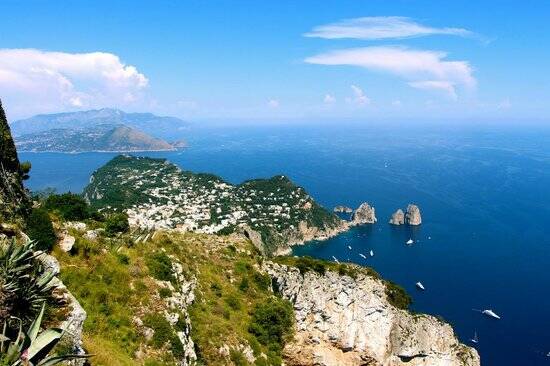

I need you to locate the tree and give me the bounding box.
[44,193,89,221]
[26,208,57,252]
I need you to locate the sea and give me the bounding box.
[20,121,550,365]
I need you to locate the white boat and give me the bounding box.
[406,239,414,245]
[359,253,367,259]
[348,245,352,250]
[470,331,478,344]
[332,256,339,264]
[482,309,501,319]
[416,282,425,290]
[428,236,432,240]
[370,250,374,257]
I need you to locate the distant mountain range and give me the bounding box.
[10,108,189,140]
[15,124,187,153]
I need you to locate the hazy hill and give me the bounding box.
[10,108,189,140]
[15,124,185,153]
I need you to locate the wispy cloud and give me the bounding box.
[323,94,336,104]
[408,80,458,100]
[267,99,280,108]
[305,16,473,40]
[305,46,475,98]
[346,85,370,106]
[0,48,148,117]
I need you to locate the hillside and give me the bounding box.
[10,108,189,140]
[0,99,30,225]
[83,155,346,255]
[15,124,185,152]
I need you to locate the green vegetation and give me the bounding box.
[19,160,31,180]
[385,281,412,310]
[26,208,57,252]
[248,297,294,353]
[104,212,130,236]
[145,252,175,283]
[143,313,184,358]
[44,193,90,221]
[0,303,89,366]
[0,239,55,328]
[273,255,381,280]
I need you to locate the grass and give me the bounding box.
[55,225,294,365]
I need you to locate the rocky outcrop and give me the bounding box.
[274,220,350,256]
[351,203,377,225]
[333,206,352,213]
[405,204,422,226]
[37,252,87,364]
[389,209,405,225]
[0,99,30,224]
[263,262,479,366]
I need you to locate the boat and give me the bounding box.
[332,256,339,264]
[406,239,414,245]
[348,245,352,250]
[370,250,374,257]
[482,309,501,319]
[470,331,478,344]
[359,253,367,259]
[415,282,425,290]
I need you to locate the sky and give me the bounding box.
[0,0,549,122]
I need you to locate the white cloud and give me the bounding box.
[0,48,148,118]
[305,46,475,98]
[323,94,336,104]
[267,99,280,108]
[346,85,371,106]
[408,80,458,100]
[391,100,402,107]
[497,98,511,110]
[305,16,473,40]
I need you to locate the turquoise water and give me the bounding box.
[20,122,550,365]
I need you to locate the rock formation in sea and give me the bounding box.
[351,203,377,225]
[333,205,353,213]
[405,204,422,225]
[264,262,480,366]
[389,209,405,225]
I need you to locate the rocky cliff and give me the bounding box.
[405,204,422,225]
[264,262,479,366]
[0,99,30,226]
[389,209,405,225]
[351,203,377,225]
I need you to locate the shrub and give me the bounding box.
[225,294,241,311]
[26,208,57,252]
[19,160,31,180]
[385,281,412,310]
[44,192,90,220]
[143,313,183,357]
[105,212,130,236]
[252,271,271,291]
[146,252,174,282]
[238,277,249,292]
[159,287,172,298]
[248,297,294,351]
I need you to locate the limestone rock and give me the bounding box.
[59,232,75,252]
[389,209,405,225]
[263,262,479,366]
[333,206,352,213]
[405,204,422,225]
[351,203,377,225]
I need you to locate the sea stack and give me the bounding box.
[351,203,377,225]
[333,205,353,213]
[389,209,405,225]
[405,204,422,225]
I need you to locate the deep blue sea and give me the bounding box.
[20,122,550,365]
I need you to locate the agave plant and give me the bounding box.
[0,239,55,325]
[0,303,89,366]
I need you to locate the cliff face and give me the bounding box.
[264,262,479,366]
[351,203,377,225]
[405,204,422,225]
[0,100,29,225]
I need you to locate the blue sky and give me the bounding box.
[0,0,549,122]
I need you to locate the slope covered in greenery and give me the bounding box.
[83,155,343,255]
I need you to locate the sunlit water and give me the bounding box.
[20,122,550,365]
